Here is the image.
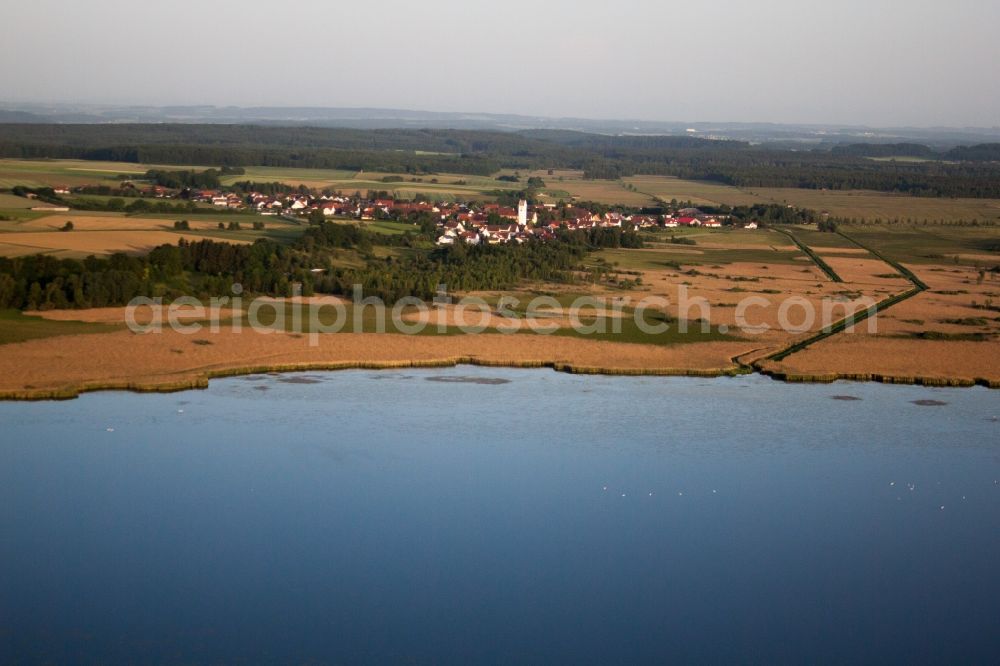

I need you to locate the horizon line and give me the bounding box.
[2,99,1000,133]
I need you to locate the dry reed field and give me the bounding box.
[761,261,1000,385]
[629,261,898,348]
[863,264,1000,337]
[759,336,1000,386]
[2,246,996,395]
[0,327,754,399]
[818,256,913,288]
[4,241,904,399]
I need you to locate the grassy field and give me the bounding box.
[253,300,734,347]
[0,193,35,209]
[0,210,305,257]
[366,219,420,235]
[838,225,1000,266]
[219,166,358,184]
[531,172,1000,224]
[521,170,656,206]
[0,159,523,201]
[649,227,793,247]
[625,175,761,207]
[5,158,1000,225]
[593,245,805,271]
[0,159,170,188]
[143,211,293,224]
[780,226,863,250]
[0,310,119,345]
[868,156,939,163]
[0,208,420,258]
[624,175,1000,223]
[750,188,1000,223]
[220,166,520,200]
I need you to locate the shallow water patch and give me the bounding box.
[425,375,512,385]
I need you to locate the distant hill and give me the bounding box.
[945,143,1000,161]
[0,110,46,123]
[2,102,1000,148]
[831,142,936,158]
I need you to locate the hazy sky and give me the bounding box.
[2,0,998,127]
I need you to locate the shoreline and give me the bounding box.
[2,351,996,402]
[754,366,1000,389]
[0,356,751,401]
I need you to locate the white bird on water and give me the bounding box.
[105,427,114,432]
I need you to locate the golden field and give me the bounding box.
[0,327,754,399]
[0,226,254,258]
[0,157,997,395]
[5,250,996,398]
[760,262,1000,385]
[0,211,291,258]
[8,224,997,398]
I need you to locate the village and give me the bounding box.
[217,190,757,244]
[202,189,761,244]
[48,181,759,246]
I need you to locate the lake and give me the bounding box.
[1,369,998,664]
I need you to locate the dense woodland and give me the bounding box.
[0,222,643,310]
[2,124,1000,197]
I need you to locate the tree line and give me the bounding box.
[4,123,1000,197]
[0,220,645,310]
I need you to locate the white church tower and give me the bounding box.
[517,199,528,227]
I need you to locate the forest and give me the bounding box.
[0,222,643,310]
[2,124,1000,197]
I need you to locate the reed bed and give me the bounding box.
[0,357,748,401]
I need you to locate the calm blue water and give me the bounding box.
[1,369,998,664]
